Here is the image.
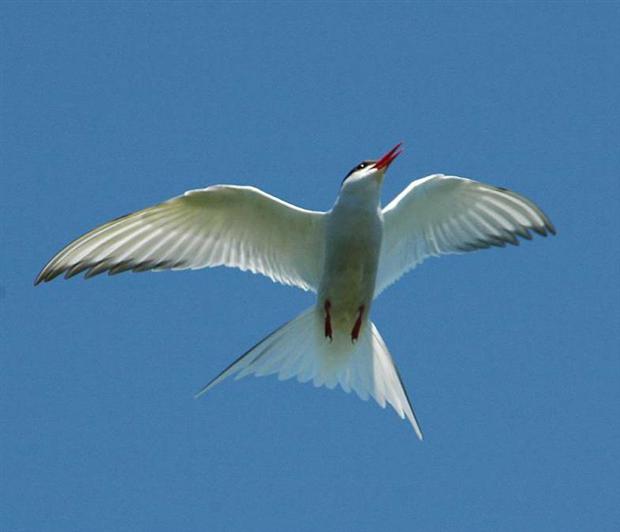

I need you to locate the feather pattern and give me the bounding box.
[35,185,326,291]
[195,307,424,439]
[376,174,555,296]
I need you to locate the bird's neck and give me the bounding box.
[335,181,382,212]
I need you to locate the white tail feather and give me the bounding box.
[195,307,423,439]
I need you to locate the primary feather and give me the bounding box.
[35,185,326,291]
[376,174,555,296]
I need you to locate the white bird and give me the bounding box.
[35,144,555,439]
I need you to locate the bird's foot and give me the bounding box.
[351,305,365,343]
[324,300,333,342]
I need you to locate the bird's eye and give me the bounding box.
[342,161,373,185]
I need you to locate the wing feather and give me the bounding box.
[36,185,326,291]
[376,175,555,296]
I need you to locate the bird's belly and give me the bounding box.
[319,239,379,334]
[327,264,368,311]
[318,202,383,339]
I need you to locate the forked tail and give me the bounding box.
[195,307,423,439]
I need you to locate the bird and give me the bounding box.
[35,143,555,439]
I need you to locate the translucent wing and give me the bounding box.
[36,185,326,291]
[376,174,555,296]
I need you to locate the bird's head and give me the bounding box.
[340,143,402,193]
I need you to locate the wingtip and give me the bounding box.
[33,271,51,286]
[34,268,47,286]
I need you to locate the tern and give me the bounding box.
[35,143,555,439]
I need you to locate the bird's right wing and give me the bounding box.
[375,174,555,296]
[36,185,326,291]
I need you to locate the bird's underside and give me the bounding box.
[35,151,555,439]
[322,299,367,343]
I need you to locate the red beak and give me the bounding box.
[374,143,403,171]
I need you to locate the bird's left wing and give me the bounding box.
[375,174,555,297]
[35,185,326,291]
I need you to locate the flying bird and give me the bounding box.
[35,144,555,439]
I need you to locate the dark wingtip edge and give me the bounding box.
[33,269,48,286]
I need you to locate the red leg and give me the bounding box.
[324,300,333,341]
[351,305,365,342]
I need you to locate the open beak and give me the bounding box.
[374,143,402,172]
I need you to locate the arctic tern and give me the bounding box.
[35,143,555,439]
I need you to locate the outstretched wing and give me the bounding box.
[376,174,555,296]
[36,185,326,291]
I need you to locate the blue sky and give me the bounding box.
[2,2,619,531]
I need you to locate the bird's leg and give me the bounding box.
[324,299,333,341]
[351,305,365,343]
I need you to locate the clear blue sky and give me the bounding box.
[2,2,618,531]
